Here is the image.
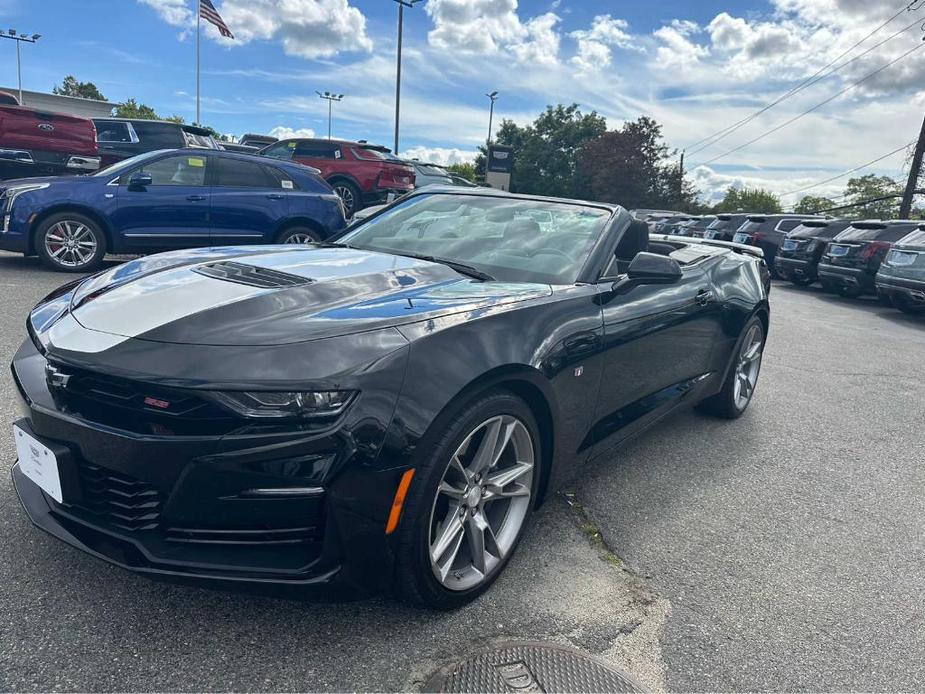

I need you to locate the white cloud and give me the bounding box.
[570,15,637,72]
[400,146,477,166]
[425,0,560,65]
[653,20,708,71]
[268,125,316,139]
[138,0,372,58]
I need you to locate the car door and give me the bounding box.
[112,152,212,250]
[589,255,723,459]
[209,156,289,245]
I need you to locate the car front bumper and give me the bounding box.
[10,337,409,593]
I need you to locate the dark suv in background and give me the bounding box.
[818,220,921,297]
[733,214,824,275]
[703,214,750,241]
[92,119,220,167]
[875,226,925,313]
[260,138,415,216]
[775,218,852,286]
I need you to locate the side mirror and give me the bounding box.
[613,252,682,293]
[128,171,152,189]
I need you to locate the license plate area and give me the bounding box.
[733,233,750,244]
[828,245,850,257]
[14,424,64,503]
[781,239,798,251]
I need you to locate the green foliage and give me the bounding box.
[113,98,159,120]
[716,187,782,214]
[793,195,835,215]
[52,75,107,101]
[843,174,902,219]
[577,116,699,211]
[446,162,477,182]
[482,104,608,197]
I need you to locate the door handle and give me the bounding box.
[696,289,714,306]
[186,194,206,201]
[266,193,284,200]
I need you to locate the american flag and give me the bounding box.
[200,0,234,39]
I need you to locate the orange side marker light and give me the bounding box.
[385,468,415,535]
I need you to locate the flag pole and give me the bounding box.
[196,1,201,125]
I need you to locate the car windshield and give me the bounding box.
[337,193,612,284]
[790,221,843,239]
[836,223,911,242]
[90,150,171,177]
[897,229,925,248]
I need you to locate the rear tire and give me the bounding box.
[330,180,361,217]
[276,226,321,245]
[836,285,861,299]
[790,276,812,287]
[393,389,541,609]
[896,295,923,315]
[699,316,765,419]
[35,212,106,273]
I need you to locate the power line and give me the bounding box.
[686,11,924,157]
[692,42,924,168]
[779,140,916,198]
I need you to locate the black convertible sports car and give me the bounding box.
[11,188,770,608]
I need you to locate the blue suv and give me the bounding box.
[0,148,346,272]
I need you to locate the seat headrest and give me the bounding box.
[614,220,650,261]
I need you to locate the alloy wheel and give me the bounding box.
[333,185,355,215]
[733,323,764,410]
[428,414,534,591]
[283,232,315,244]
[44,221,98,268]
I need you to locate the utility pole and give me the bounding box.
[900,114,925,218]
[0,30,41,105]
[316,91,344,140]
[391,0,421,155]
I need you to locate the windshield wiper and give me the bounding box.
[391,252,495,281]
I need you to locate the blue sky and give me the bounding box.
[0,0,922,205]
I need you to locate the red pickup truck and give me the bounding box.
[0,94,100,179]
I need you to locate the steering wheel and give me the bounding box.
[528,248,572,261]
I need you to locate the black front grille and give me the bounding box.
[47,362,237,435]
[193,261,311,288]
[78,462,163,531]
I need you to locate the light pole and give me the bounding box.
[1,30,40,105]
[391,0,421,155]
[316,91,344,140]
[485,91,498,178]
[485,91,499,148]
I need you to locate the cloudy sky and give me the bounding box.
[1,0,923,205]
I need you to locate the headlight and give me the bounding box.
[210,390,354,419]
[4,182,49,212]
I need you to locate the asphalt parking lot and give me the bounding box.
[1,251,923,692]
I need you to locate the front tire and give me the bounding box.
[394,390,541,609]
[35,212,106,272]
[699,316,765,419]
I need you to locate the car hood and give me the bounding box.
[53,246,552,347]
[0,175,83,188]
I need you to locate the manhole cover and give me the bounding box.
[423,641,646,693]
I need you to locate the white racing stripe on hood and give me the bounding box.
[72,266,266,338]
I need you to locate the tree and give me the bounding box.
[843,174,902,219]
[480,104,607,197]
[794,195,835,215]
[716,187,782,214]
[446,162,477,182]
[53,75,107,101]
[113,98,159,120]
[577,117,699,210]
